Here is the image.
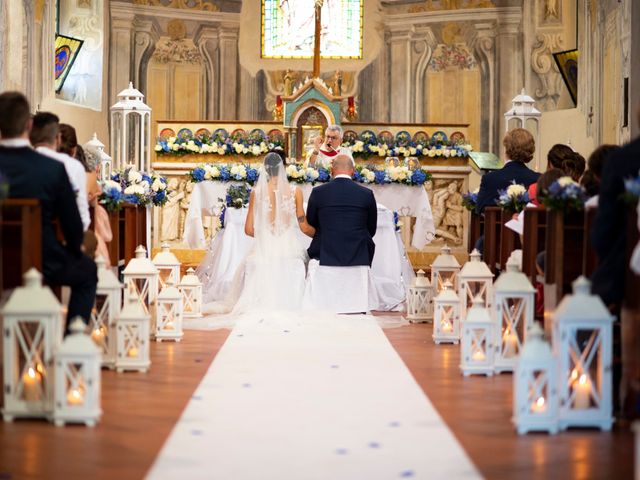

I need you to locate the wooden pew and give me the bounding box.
[482,207,502,274]
[522,207,546,285]
[108,205,148,267]
[469,211,483,254]
[499,209,521,271]
[1,199,42,292]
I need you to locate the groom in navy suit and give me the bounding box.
[306,155,377,266]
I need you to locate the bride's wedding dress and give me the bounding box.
[196,156,308,320]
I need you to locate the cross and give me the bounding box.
[313,0,323,78]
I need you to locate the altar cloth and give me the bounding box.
[184,181,435,251]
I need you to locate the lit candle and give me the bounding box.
[22,367,42,402]
[128,347,138,358]
[503,329,518,358]
[531,395,546,413]
[164,321,174,331]
[91,327,105,347]
[67,388,84,406]
[276,95,283,107]
[472,350,486,361]
[573,374,591,409]
[441,320,453,333]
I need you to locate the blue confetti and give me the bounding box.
[389,421,401,428]
[330,365,340,369]
[192,395,202,400]
[400,470,415,478]
[190,429,204,436]
[368,442,381,449]
[335,448,348,455]
[242,383,252,388]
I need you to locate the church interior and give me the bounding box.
[1,0,639,478]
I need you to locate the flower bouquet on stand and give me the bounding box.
[539,176,587,213]
[218,184,251,229]
[497,183,529,214]
[462,188,479,211]
[99,166,171,212]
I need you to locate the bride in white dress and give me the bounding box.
[202,152,315,316]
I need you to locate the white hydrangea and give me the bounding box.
[251,145,261,156]
[104,180,121,192]
[151,178,165,192]
[128,169,142,183]
[305,167,319,180]
[557,176,577,187]
[506,183,526,197]
[154,144,162,152]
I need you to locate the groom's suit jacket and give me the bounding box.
[306,177,377,266]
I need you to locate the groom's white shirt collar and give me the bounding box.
[0,138,31,148]
[333,174,352,180]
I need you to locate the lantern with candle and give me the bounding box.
[405,269,432,323]
[552,276,614,431]
[122,245,158,323]
[91,256,123,369]
[512,322,559,434]
[155,278,184,342]
[2,269,63,421]
[53,318,102,427]
[432,280,461,344]
[493,259,535,373]
[179,267,202,319]
[460,296,495,376]
[152,242,181,290]
[430,245,461,297]
[115,292,151,373]
[458,249,494,321]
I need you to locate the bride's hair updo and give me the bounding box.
[264,152,283,177]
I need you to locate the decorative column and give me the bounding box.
[472,23,498,153]
[496,16,524,148]
[218,26,239,120]
[386,24,413,123]
[196,27,220,119]
[108,11,135,109]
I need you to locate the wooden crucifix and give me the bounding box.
[313,0,323,78]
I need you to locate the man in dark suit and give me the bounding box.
[306,154,377,267]
[475,128,541,214]
[0,92,97,329]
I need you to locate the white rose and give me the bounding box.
[428,148,436,158]
[230,165,239,176]
[557,176,576,187]
[124,185,135,195]
[151,178,164,192]
[366,171,375,183]
[233,143,243,154]
[450,150,458,157]
[104,180,121,192]
[251,145,261,156]
[409,147,417,155]
[443,149,451,158]
[172,144,180,151]
[211,166,220,178]
[154,144,162,152]
[506,183,526,197]
[128,170,142,183]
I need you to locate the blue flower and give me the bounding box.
[317,168,331,182]
[123,193,139,204]
[246,168,259,184]
[141,174,152,184]
[374,170,388,184]
[153,190,166,204]
[191,167,205,182]
[353,171,363,183]
[410,169,427,185]
[219,205,226,228]
[220,166,230,181]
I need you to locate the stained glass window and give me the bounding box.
[262,0,363,59]
[54,34,84,93]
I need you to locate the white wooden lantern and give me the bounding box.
[432,280,460,344]
[152,242,181,290]
[179,267,202,319]
[493,259,536,373]
[458,249,494,322]
[460,296,495,377]
[406,269,432,323]
[123,245,158,318]
[91,255,123,369]
[155,279,184,342]
[430,245,461,296]
[85,133,112,181]
[2,269,63,421]
[115,292,151,373]
[53,318,102,427]
[110,82,152,172]
[504,89,542,171]
[513,322,559,435]
[552,276,614,431]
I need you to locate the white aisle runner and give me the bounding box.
[147,313,481,480]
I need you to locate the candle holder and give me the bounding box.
[91,256,123,369]
[122,245,158,327]
[53,318,102,427]
[458,249,494,322]
[115,292,151,373]
[155,278,184,342]
[513,322,559,434]
[2,269,63,421]
[431,245,461,297]
[179,267,202,319]
[152,242,181,290]
[493,259,535,373]
[405,269,432,323]
[460,296,495,376]
[432,280,460,344]
[552,276,614,431]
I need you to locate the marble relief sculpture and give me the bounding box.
[160,178,184,242]
[431,179,464,245]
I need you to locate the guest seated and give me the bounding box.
[561,150,586,182]
[30,112,91,231]
[581,144,621,208]
[531,169,564,275]
[0,92,97,330]
[528,143,573,205]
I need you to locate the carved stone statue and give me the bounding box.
[432,180,464,245]
[332,70,343,96]
[160,177,184,242]
[283,69,294,96]
[178,180,194,240]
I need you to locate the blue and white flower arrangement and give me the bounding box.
[624,170,640,202]
[497,182,530,213]
[462,187,479,211]
[539,176,587,213]
[155,133,284,158]
[100,166,171,211]
[188,163,260,186]
[344,137,471,159]
[217,184,252,229]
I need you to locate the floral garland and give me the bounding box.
[155,130,284,157]
[187,163,432,187]
[496,183,530,213]
[343,134,471,160]
[99,166,170,212]
[539,176,587,213]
